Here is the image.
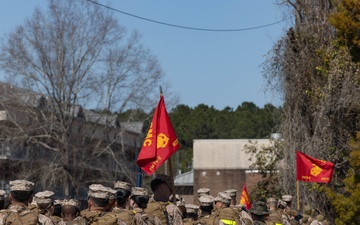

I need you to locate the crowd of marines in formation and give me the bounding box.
[0,174,329,225]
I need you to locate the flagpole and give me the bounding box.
[168,157,176,203]
[296,180,300,210]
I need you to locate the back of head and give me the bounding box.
[88,184,110,210]
[250,201,270,216]
[130,187,150,209]
[198,194,214,212]
[9,180,35,204]
[62,205,80,221]
[214,192,231,207]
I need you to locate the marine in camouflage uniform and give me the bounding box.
[183,204,199,225]
[309,215,324,225]
[213,192,241,225]
[195,195,226,225]
[0,180,40,225]
[33,190,56,225]
[58,199,86,225]
[249,201,270,225]
[112,181,136,225]
[300,205,314,225]
[266,198,283,225]
[145,174,183,225]
[130,187,162,225]
[80,184,125,225]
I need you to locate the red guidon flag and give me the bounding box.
[296,151,335,183]
[239,184,251,210]
[137,93,180,175]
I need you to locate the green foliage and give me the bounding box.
[325,132,360,225]
[329,0,360,62]
[244,139,284,201]
[168,102,282,174]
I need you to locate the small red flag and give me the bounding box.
[239,184,251,210]
[137,93,180,175]
[296,151,334,183]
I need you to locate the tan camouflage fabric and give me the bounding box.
[0,204,40,225]
[309,221,323,225]
[38,214,55,225]
[9,180,34,191]
[58,216,87,225]
[166,203,184,225]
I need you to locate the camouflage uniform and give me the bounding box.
[34,190,56,225]
[80,184,126,225]
[249,201,270,225]
[309,215,324,225]
[147,174,183,225]
[58,199,87,225]
[0,204,40,225]
[0,180,40,225]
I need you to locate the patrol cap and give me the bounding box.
[224,189,237,197]
[282,195,293,202]
[114,181,132,192]
[303,205,312,214]
[0,190,5,200]
[88,184,110,199]
[266,197,277,204]
[214,192,231,204]
[198,195,214,207]
[197,188,210,196]
[106,187,117,199]
[250,201,270,215]
[185,204,199,214]
[316,214,324,222]
[9,180,34,191]
[34,190,55,204]
[150,174,172,191]
[131,187,149,197]
[62,199,80,209]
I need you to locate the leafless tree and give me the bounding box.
[0,0,173,198]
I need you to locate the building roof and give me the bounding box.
[174,170,194,186]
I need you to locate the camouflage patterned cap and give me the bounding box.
[316,214,324,222]
[185,204,199,214]
[197,188,210,196]
[150,174,172,191]
[131,187,149,197]
[62,199,80,209]
[266,197,277,204]
[34,190,55,204]
[106,187,117,199]
[88,184,110,199]
[250,201,270,216]
[282,195,293,202]
[214,192,231,204]
[224,189,237,197]
[198,195,214,207]
[0,190,5,200]
[114,181,132,191]
[303,204,312,214]
[9,180,34,191]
